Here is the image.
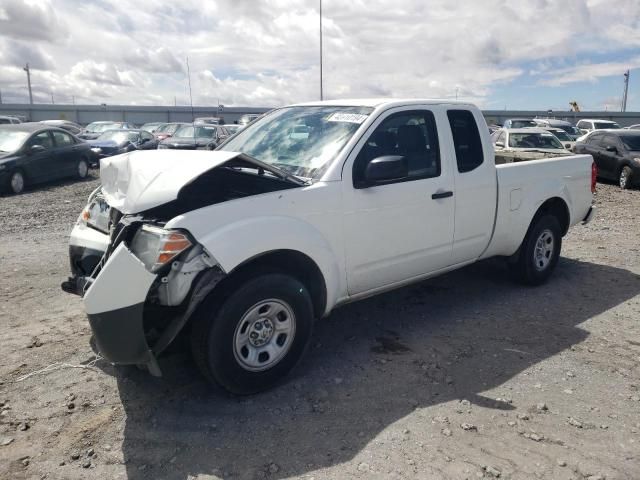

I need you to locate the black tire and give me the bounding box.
[190,273,314,395]
[619,166,632,190]
[77,158,89,179]
[509,214,562,286]
[7,169,26,194]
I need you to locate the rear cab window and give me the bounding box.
[447,110,484,173]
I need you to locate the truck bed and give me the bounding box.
[481,154,594,259]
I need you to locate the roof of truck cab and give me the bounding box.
[578,119,619,123]
[503,128,551,134]
[291,98,475,108]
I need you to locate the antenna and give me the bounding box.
[186,57,196,146]
[186,57,195,121]
[319,0,323,100]
[621,70,630,112]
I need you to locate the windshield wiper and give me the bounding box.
[233,153,310,186]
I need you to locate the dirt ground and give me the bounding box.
[1,173,639,480]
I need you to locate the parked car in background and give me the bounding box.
[223,124,243,135]
[0,115,21,124]
[88,129,158,163]
[140,122,164,133]
[78,121,135,140]
[540,127,576,151]
[40,120,83,136]
[624,124,640,130]
[194,117,224,125]
[492,128,572,163]
[502,118,538,129]
[533,118,582,140]
[574,130,640,189]
[0,123,92,194]
[64,99,595,394]
[153,122,188,141]
[158,124,230,150]
[237,113,262,126]
[576,119,621,135]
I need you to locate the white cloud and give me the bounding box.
[0,0,638,107]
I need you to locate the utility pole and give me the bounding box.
[319,0,323,100]
[621,70,630,112]
[51,93,54,104]
[72,95,75,105]
[0,88,2,104]
[23,63,33,104]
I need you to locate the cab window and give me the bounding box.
[52,130,74,147]
[353,110,440,187]
[29,131,54,149]
[447,110,484,173]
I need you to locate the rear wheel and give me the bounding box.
[619,166,632,190]
[8,170,25,194]
[509,214,562,286]
[77,158,89,179]
[191,273,314,395]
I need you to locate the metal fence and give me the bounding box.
[1,104,639,127]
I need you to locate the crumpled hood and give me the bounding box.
[99,150,241,214]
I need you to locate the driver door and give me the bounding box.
[23,131,56,182]
[342,107,455,295]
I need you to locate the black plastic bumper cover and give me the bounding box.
[87,302,159,369]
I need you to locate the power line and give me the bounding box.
[186,57,195,121]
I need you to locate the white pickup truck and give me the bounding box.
[63,99,596,394]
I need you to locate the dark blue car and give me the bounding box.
[0,123,92,194]
[88,129,158,165]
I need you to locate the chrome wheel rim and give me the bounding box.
[11,172,24,193]
[620,170,628,188]
[533,229,554,271]
[233,299,296,372]
[78,161,88,178]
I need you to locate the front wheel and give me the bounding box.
[191,273,314,395]
[8,170,26,194]
[509,214,562,286]
[619,166,632,190]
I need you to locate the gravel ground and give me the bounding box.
[1,174,639,480]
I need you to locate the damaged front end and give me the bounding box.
[63,150,303,375]
[81,215,226,375]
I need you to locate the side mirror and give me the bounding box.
[605,145,617,153]
[27,144,46,155]
[564,143,572,149]
[495,141,505,148]
[363,155,408,185]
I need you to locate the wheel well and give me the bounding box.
[535,197,570,236]
[215,250,328,319]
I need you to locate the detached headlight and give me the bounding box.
[91,147,102,154]
[80,193,110,233]
[130,225,193,273]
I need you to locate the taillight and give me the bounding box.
[591,162,597,193]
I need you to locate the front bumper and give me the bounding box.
[83,243,160,371]
[68,222,109,277]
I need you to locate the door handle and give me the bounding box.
[431,191,453,200]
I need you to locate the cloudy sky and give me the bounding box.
[0,0,639,110]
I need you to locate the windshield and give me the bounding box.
[97,131,139,143]
[620,135,640,151]
[510,120,537,128]
[595,122,620,129]
[549,130,572,141]
[508,132,565,149]
[557,125,580,136]
[225,125,241,134]
[156,123,182,134]
[0,130,29,152]
[86,122,120,133]
[222,106,373,179]
[140,123,160,132]
[174,126,217,138]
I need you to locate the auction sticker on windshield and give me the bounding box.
[327,112,368,124]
